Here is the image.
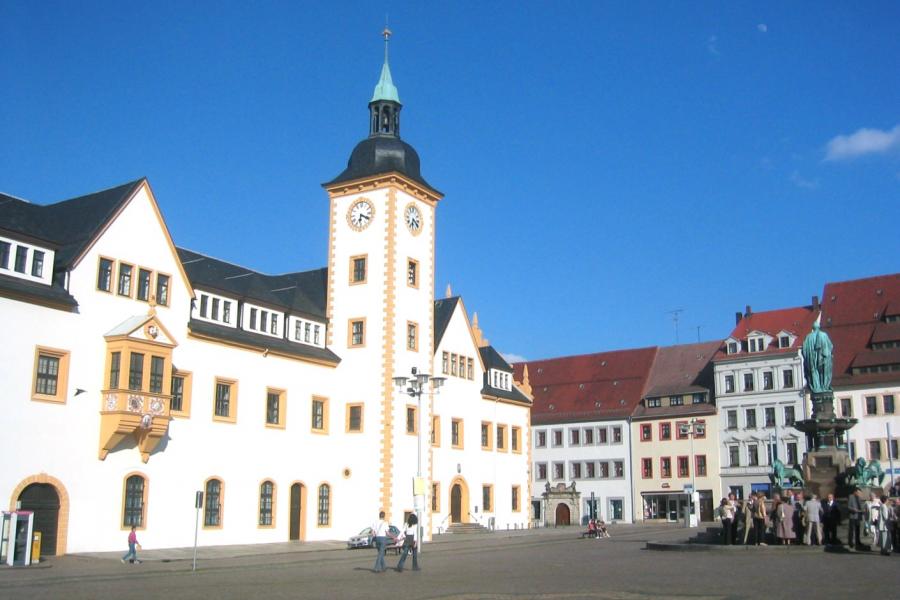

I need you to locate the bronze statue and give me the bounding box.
[771,458,805,489]
[846,457,886,487]
[802,319,833,393]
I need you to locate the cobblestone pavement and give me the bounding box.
[1,524,896,600]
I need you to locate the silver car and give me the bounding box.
[347,525,402,550]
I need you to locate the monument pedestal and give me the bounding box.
[801,448,852,499]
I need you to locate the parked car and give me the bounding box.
[347,525,402,550]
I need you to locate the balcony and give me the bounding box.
[98,389,172,463]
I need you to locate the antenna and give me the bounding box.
[696,325,702,343]
[666,309,684,344]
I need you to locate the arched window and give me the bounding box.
[317,484,330,526]
[259,480,274,526]
[204,478,222,527]
[123,474,146,528]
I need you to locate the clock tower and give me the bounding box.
[323,29,443,521]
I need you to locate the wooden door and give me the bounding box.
[19,484,60,555]
[555,503,570,526]
[451,484,462,523]
[289,483,304,541]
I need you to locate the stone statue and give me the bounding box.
[771,458,805,489]
[802,319,833,393]
[847,457,886,487]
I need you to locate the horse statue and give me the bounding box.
[771,459,805,489]
[847,457,886,487]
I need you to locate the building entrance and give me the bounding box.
[555,503,571,525]
[289,483,305,541]
[451,484,462,523]
[18,483,60,555]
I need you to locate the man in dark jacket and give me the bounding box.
[822,493,841,545]
[847,488,864,549]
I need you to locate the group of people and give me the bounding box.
[372,511,420,573]
[716,488,898,553]
[585,518,610,539]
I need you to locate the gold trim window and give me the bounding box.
[317,484,331,527]
[346,404,363,432]
[213,379,238,423]
[204,478,223,528]
[311,396,329,433]
[407,321,418,351]
[406,405,418,435]
[348,318,366,347]
[266,388,286,428]
[452,418,464,449]
[407,258,419,288]
[32,346,70,404]
[481,421,493,450]
[136,268,152,301]
[497,424,507,451]
[122,473,148,529]
[431,415,441,446]
[512,485,521,512]
[97,257,114,292]
[350,255,367,285]
[117,263,133,296]
[482,484,493,512]
[258,480,275,527]
[170,370,192,417]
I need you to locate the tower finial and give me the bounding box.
[383,25,392,64]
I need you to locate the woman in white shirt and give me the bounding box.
[396,513,420,572]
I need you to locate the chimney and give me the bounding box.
[812,295,820,311]
[735,312,743,325]
[745,305,752,317]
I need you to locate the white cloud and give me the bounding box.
[707,35,720,56]
[825,124,900,161]
[757,23,768,33]
[501,352,528,365]
[790,171,819,190]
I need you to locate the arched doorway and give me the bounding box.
[18,484,60,555]
[289,483,306,541]
[555,503,571,526]
[449,476,470,524]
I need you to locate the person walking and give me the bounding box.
[775,496,795,545]
[822,493,841,545]
[803,494,823,546]
[753,493,768,546]
[847,488,864,549]
[121,525,141,564]
[395,513,420,572]
[868,495,883,552]
[372,510,390,573]
[876,497,894,556]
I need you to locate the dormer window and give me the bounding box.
[194,291,235,327]
[726,339,739,354]
[748,336,766,353]
[646,397,661,408]
[779,335,790,348]
[0,236,56,286]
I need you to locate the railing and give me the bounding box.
[101,389,170,418]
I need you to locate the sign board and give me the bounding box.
[413,477,426,496]
[683,484,694,494]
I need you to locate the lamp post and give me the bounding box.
[393,366,446,553]
[679,417,705,527]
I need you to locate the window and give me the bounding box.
[128,352,144,391]
[223,302,231,324]
[669,395,684,406]
[727,410,737,429]
[482,485,493,512]
[260,311,268,333]
[660,422,672,440]
[270,314,279,335]
[350,255,367,284]
[349,319,365,347]
[430,415,440,446]
[314,325,321,345]
[586,462,596,478]
[749,337,765,352]
[885,395,895,414]
[432,482,440,512]
[536,430,546,447]
[407,259,418,287]
[317,484,330,526]
[784,406,795,426]
[451,419,463,448]
[347,404,363,432]
[97,257,113,291]
[137,269,152,301]
[536,463,547,480]
[724,375,735,393]
[259,481,275,526]
[311,397,328,433]
[597,428,608,444]
[647,397,661,408]
[169,371,192,416]
[211,298,221,321]
[612,427,622,443]
[155,274,169,306]
[572,462,582,478]
[109,351,121,389]
[729,445,740,467]
[170,373,183,411]
[31,346,69,402]
[117,263,133,296]
[553,429,563,446]
[695,455,707,477]
[14,246,26,272]
[866,396,878,415]
[0,241,9,269]
[782,369,794,388]
[204,479,222,527]
[748,444,759,466]
[743,373,754,392]
[481,422,492,449]
[570,428,580,446]
[745,409,757,429]
[890,439,899,460]
[727,341,738,354]
[442,352,449,374]
[676,421,689,440]
[214,379,236,421]
[786,442,798,464]
[511,426,521,452]
[869,440,882,460]
[583,428,594,445]
[199,295,209,318]
[779,335,790,348]
[641,458,653,478]
[599,462,610,478]
[763,371,774,390]
[249,308,257,330]
[553,463,564,479]
[677,456,690,478]
[467,358,474,380]
[451,354,458,376]
[512,486,520,512]
[406,405,417,435]
[640,424,652,441]
[765,407,776,428]
[692,393,704,404]
[31,250,44,278]
[849,441,857,461]
[149,356,164,394]
[122,474,146,528]
[661,457,672,478]
[497,424,507,451]
[840,397,852,417]
[406,322,418,351]
[266,390,283,427]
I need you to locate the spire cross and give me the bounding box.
[382,26,392,63]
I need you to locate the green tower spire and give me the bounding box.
[371,27,400,104]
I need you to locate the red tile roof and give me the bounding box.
[822,273,900,327]
[632,340,720,420]
[513,347,658,425]
[713,305,816,362]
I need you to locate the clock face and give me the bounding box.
[404,204,422,235]
[347,200,374,231]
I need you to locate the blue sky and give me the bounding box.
[3,2,899,362]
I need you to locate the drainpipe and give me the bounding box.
[627,416,635,523]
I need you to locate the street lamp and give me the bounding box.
[679,417,705,527]
[393,366,446,552]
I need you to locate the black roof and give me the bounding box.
[0,179,144,269]
[325,136,440,196]
[0,272,78,311]
[479,345,531,405]
[188,319,340,365]
[433,296,460,352]
[177,248,327,319]
[479,345,513,372]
